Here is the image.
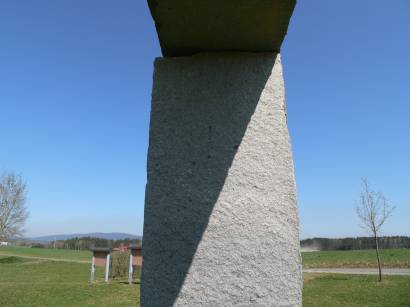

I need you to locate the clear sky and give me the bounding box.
[1,1,409,239]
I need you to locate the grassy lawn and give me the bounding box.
[302,249,410,268]
[0,246,92,262]
[0,255,139,307]
[2,255,409,306]
[1,247,409,306]
[303,273,410,306]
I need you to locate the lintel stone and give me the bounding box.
[148,0,296,57]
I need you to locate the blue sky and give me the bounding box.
[1,1,409,239]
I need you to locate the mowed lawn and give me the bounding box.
[303,273,410,307]
[1,247,410,306]
[302,249,410,268]
[0,255,139,306]
[0,246,91,262]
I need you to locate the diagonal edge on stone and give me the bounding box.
[141,53,302,306]
[148,0,296,57]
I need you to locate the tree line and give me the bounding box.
[51,237,142,250]
[301,236,410,251]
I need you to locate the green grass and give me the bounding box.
[303,273,410,306]
[1,247,409,306]
[0,256,31,264]
[0,256,139,306]
[1,256,409,307]
[302,249,410,268]
[0,246,92,262]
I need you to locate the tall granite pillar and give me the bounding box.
[142,1,301,306]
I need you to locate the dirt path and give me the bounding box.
[0,253,90,264]
[304,268,410,276]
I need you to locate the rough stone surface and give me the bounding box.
[141,53,302,306]
[148,0,296,57]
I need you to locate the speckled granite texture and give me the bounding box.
[141,53,302,306]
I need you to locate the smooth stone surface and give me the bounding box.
[148,0,296,57]
[141,53,302,306]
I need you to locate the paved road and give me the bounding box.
[0,252,90,264]
[304,268,410,276]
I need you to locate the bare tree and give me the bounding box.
[356,178,395,282]
[0,172,29,241]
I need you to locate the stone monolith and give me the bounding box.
[142,1,301,306]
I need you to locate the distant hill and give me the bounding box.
[29,232,141,242]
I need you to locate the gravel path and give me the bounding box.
[304,268,410,276]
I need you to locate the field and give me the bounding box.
[302,249,410,268]
[1,247,410,306]
[303,273,410,306]
[0,253,139,306]
[0,246,91,262]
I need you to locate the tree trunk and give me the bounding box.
[374,234,382,282]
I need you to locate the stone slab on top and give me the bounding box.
[148,0,296,57]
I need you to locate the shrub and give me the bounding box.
[109,251,129,279]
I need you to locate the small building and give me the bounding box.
[90,247,111,283]
[129,244,143,266]
[128,244,143,284]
